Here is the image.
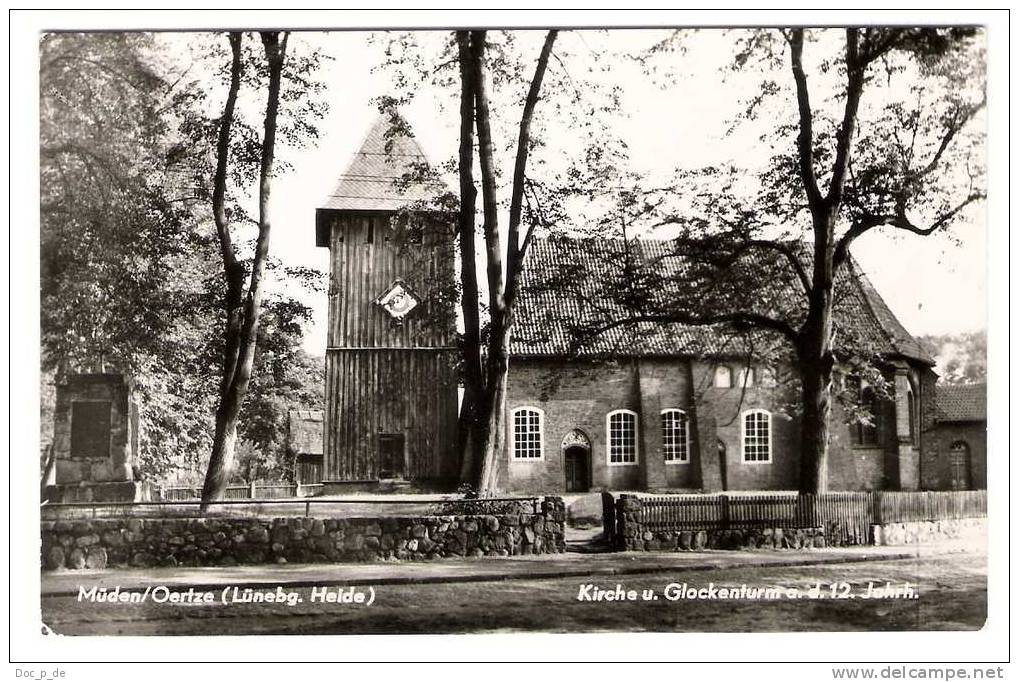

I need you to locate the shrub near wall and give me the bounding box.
[41,498,567,570]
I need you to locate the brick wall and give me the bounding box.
[826,384,895,492]
[922,422,987,490]
[502,359,643,493]
[689,361,800,491]
[503,357,932,494]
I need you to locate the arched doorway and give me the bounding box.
[562,429,591,493]
[948,441,972,490]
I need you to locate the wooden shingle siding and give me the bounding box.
[327,214,454,349]
[324,348,457,481]
[322,212,457,484]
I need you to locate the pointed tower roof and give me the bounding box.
[316,112,447,244]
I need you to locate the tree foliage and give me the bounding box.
[375,29,633,491]
[39,32,325,485]
[918,330,986,386]
[536,27,985,492]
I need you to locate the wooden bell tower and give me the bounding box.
[315,113,458,490]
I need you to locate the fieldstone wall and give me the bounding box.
[870,517,986,546]
[618,525,828,552]
[41,498,567,571]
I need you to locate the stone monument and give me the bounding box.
[45,373,152,502]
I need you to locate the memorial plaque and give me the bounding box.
[70,400,111,459]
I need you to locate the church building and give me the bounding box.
[316,114,967,496]
[502,238,939,494]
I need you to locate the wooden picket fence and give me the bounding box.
[875,490,987,524]
[157,482,316,501]
[626,490,986,546]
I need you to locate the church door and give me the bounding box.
[378,433,406,480]
[564,446,590,493]
[948,441,971,490]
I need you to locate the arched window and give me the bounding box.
[713,365,732,388]
[661,409,690,463]
[510,407,544,460]
[738,366,755,388]
[853,386,881,447]
[606,409,638,465]
[741,409,772,463]
[906,389,917,445]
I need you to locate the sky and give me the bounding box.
[171,29,988,355]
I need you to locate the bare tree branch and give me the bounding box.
[787,29,824,212]
[825,28,864,211]
[577,311,801,347]
[506,30,558,307]
[833,191,985,267]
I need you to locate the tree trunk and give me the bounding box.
[455,30,485,486]
[465,30,556,493]
[797,263,836,494]
[477,326,511,492]
[201,32,288,506]
[798,357,833,494]
[204,398,241,504]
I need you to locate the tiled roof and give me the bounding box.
[936,383,986,422]
[850,265,935,366]
[318,113,447,214]
[288,409,323,456]
[510,237,934,365]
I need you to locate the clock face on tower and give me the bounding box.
[375,280,420,320]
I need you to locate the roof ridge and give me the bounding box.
[844,254,935,366]
[844,255,896,352]
[317,110,446,215]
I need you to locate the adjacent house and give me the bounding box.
[288,409,325,486]
[922,383,987,490]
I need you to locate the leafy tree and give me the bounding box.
[40,32,220,479]
[919,330,986,385]
[552,28,985,493]
[376,30,628,492]
[235,304,325,483]
[183,31,328,503]
[40,32,201,372]
[39,32,326,486]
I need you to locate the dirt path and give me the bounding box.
[42,552,985,635]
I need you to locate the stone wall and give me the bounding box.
[42,498,567,571]
[870,518,986,546]
[620,525,829,552]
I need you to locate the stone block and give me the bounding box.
[85,547,108,569]
[68,548,86,569]
[45,546,66,570]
